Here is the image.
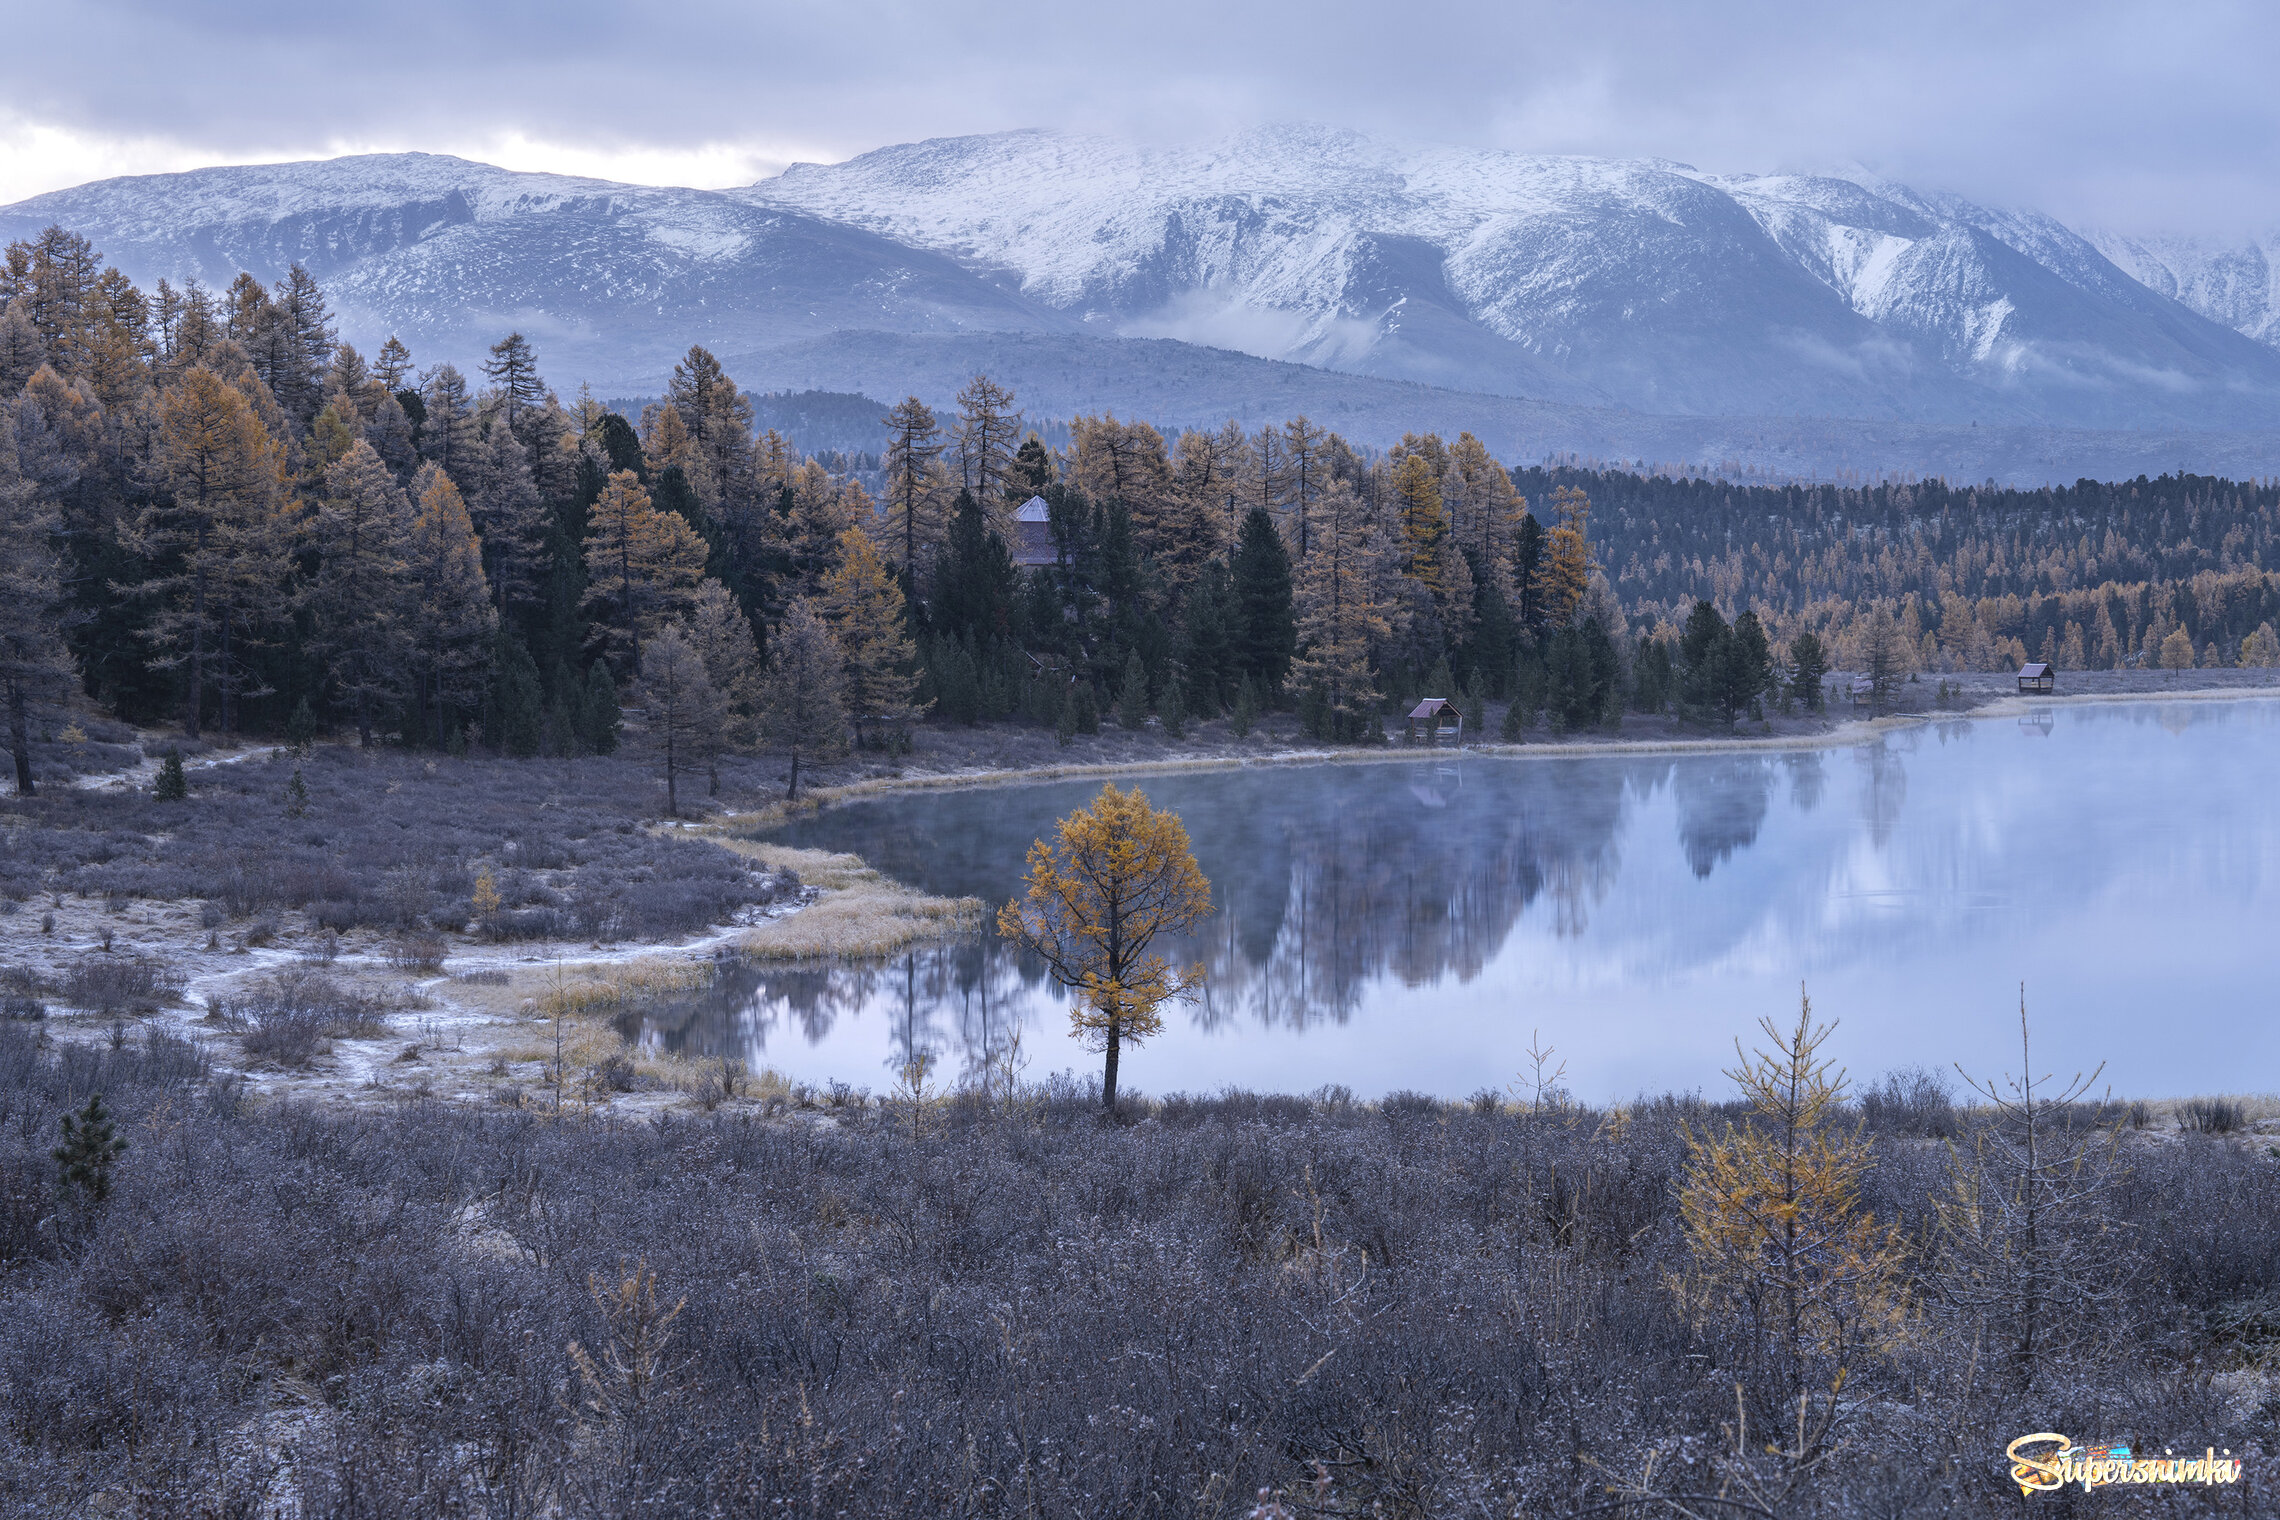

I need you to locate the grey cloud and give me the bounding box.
[10,0,2280,232]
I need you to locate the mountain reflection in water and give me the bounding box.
[629,701,2280,1100]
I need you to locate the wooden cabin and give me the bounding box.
[1406,697,1462,745]
[2017,661,2055,693]
[1849,676,1876,705]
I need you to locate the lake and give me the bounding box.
[633,698,2280,1102]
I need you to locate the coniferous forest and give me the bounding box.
[8,225,2280,794]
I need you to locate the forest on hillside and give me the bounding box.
[6,225,2280,792]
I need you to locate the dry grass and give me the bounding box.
[714,840,983,959]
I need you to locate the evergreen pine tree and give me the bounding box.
[285,696,317,755]
[53,1094,126,1203]
[1511,511,1546,637]
[1230,506,1296,695]
[1790,631,1829,712]
[582,662,621,755]
[0,423,74,797]
[284,765,309,819]
[401,467,498,748]
[1177,559,1237,715]
[1074,682,1100,735]
[1160,674,1187,738]
[492,631,544,757]
[1117,650,1150,730]
[1230,675,1258,738]
[153,748,187,801]
[1731,610,1774,721]
[1500,684,1530,740]
[1054,683,1079,747]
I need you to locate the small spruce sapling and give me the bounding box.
[1160,675,1187,739]
[54,1094,127,1203]
[153,749,188,801]
[283,765,310,819]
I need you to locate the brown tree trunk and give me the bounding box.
[1101,1024,1120,1110]
[786,749,801,802]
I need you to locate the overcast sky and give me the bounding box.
[4,0,2275,233]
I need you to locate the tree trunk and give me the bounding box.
[1101,1024,1120,1110]
[786,749,801,802]
[186,562,206,741]
[7,682,33,796]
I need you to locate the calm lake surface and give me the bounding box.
[637,699,2280,1101]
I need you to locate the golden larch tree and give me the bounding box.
[817,526,920,745]
[1290,481,1390,735]
[582,469,707,668]
[1531,484,1595,629]
[400,465,497,748]
[996,782,1214,1108]
[141,364,287,739]
[1675,989,1909,1419]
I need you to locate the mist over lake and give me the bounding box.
[628,699,2280,1100]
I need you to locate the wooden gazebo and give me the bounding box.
[1406,697,1462,745]
[2016,661,2055,694]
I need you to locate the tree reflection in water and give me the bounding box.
[630,756,1769,1076]
[609,703,2280,1102]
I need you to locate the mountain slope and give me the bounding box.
[8,135,2280,468]
[0,153,1077,385]
[744,127,2280,428]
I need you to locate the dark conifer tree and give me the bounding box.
[1511,511,1546,637]
[582,661,621,754]
[1178,559,1238,715]
[1230,506,1296,695]
[1790,630,1829,712]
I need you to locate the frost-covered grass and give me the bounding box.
[717,840,982,959]
[0,1022,2275,1515]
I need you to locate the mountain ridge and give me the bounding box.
[10,132,2280,482]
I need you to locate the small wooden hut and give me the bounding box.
[2016,661,2055,694]
[1406,697,1461,745]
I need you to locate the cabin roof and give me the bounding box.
[1015,494,1050,523]
[1409,697,1457,719]
[2019,662,2052,678]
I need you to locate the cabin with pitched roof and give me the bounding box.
[1406,697,1462,745]
[2016,661,2055,694]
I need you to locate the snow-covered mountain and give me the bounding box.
[2087,229,2280,349]
[745,126,2280,428]
[0,153,1076,386]
[8,129,2280,467]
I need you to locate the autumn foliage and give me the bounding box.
[1675,991,1910,1406]
[996,782,1213,1107]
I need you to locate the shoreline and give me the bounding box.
[758,681,2280,819]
